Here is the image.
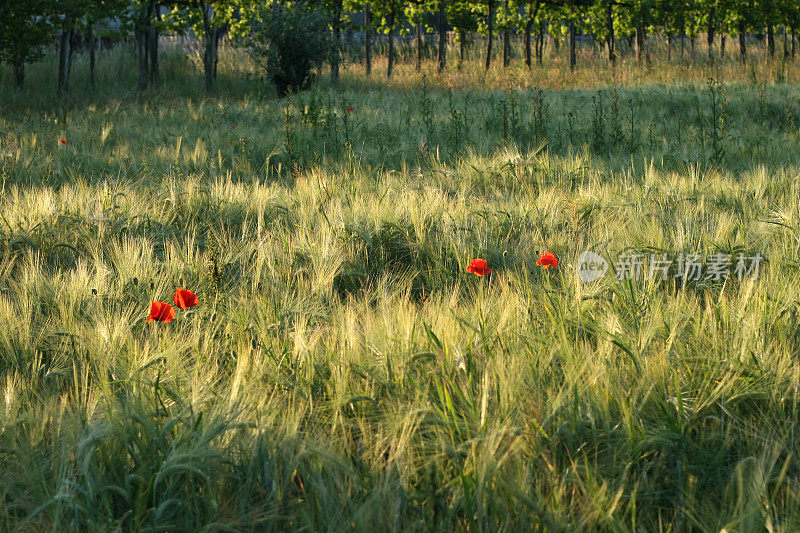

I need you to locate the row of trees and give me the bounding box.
[1,0,800,91]
[364,0,800,73]
[0,0,241,91]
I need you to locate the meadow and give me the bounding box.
[2,40,800,530]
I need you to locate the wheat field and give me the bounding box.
[2,42,800,531]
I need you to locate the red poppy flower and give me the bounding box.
[59,139,67,146]
[466,258,491,276]
[346,107,354,112]
[536,252,558,269]
[147,301,176,322]
[173,287,199,310]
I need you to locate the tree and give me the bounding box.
[517,0,544,70]
[759,0,776,58]
[436,0,448,72]
[603,0,617,64]
[788,0,800,59]
[730,0,758,61]
[404,0,430,71]
[134,1,157,89]
[165,1,244,90]
[320,0,345,81]
[448,0,479,69]
[340,0,374,75]
[582,0,625,65]
[497,0,512,67]
[0,0,51,87]
[371,0,405,77]
[365,2,373,73]
[50,0,91,93]
[555,0,594,71]
[631,0,655,63]
[82,0,133,86]
[400,0,447,73]
[243,1,332,95]
[484,0,497,69]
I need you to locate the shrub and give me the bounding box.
[244,2,332,96]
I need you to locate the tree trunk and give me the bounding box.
[88,29,97,86]
[137,24,148,90]
[667,32,672,62]
[502,0,510,67]
[458,29,466,69]
[213,28,222,79]
[438,0,447,72]
[148,2,159,83]
[331,0,342,82]
[416,24,423,71]
[606,1,615,64]
[503,28,510,67]
[707,6,715,64]
[13,61,24,87]
[569,19,576,71]
[203,32,216,89]
[67,31,77,79]
[525,20,533,69]
[767,24,774,59]
[136,4,149,90]
[793,27,796,59]
[537,21,544,65]
[200,4,218,91]
[365,3,372,75]
[784,26,789,59]
[204,29,218,89]
[55,31,69,92]
[58,28,71,94]
[143,18,150,76]
[485,0,495,70]
[525,0,542,69]
[739,24,747,61]
[721,34,725,60]
[387,12,395,78]
[636,25,645,62]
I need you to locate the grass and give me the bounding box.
[2,40,800,530]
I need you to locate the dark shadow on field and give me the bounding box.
[3,50,800,185]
